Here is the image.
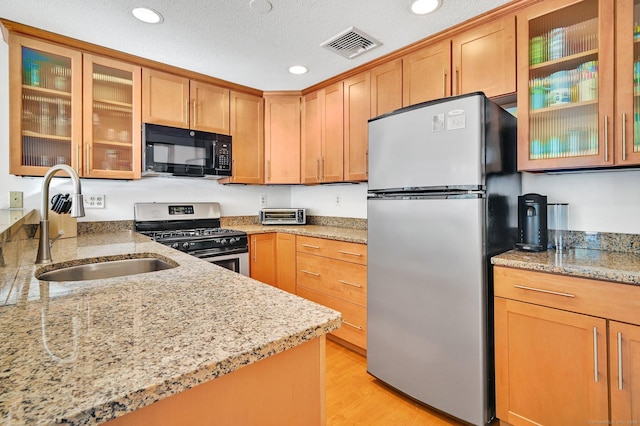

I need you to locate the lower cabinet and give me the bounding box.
[249,232,296,294]
[494,266,640,426]
[296,236,367,350]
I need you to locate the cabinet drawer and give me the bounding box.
[494,266,640,325]
[297,287,367,349]
[297,236,367,265]
[297,252,367,306]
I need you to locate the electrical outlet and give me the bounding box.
[260,194,268,207]
[84,194,105,209]
[335,194,341,206]
[9,191,23,208]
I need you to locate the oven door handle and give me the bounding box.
[189,247,249,257]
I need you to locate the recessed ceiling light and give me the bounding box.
[411,0,442,15]
[249,0,273,14]
[132,7,164,24]
[289,65,308,75]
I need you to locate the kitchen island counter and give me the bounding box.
[492,248,640,285]
[0,231,341,425]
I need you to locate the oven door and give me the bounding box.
[197,250,249,276]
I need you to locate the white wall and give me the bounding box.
[2,40,640,231]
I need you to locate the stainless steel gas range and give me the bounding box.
[134,202,249,276]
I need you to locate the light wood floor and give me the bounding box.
[325,339,467,426]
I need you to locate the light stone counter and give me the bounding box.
[492,248,640,285]
[0,231,341,425]
[227,224,368,244]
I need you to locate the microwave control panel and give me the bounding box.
[215,140,231,172]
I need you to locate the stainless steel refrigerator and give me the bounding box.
[367,92,520,426]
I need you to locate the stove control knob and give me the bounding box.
[182,242,191,250]
[171,243,180,250]
[220,239,227,245]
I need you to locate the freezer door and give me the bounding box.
[368,94,485,191]
[367,196,490,425]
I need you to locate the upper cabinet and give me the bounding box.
[402,40,451,106]
[142,68,230,134]
[451,15,516,98]
[227,91,264,184]
[615,0,640,165]
[8,35,141,179]
[9,35,82,177]
[302,83,344,184]
[517,0,618,171]
[402,15,516,107]
[264,94,301,184]
[83,54,142,179]
[343,72,371,182]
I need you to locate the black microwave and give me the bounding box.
[142,123,232,179]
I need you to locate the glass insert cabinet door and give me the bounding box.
[517,0,615,171]
[83,54,141,179]
[9,35,82,176]
[616,0,640,164]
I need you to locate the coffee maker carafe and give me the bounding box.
[516,193,548,252]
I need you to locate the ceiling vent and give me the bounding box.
[320,27,382,59]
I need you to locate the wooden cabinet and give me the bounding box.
[82,54,142,179]
[402,40,451,106]
[142,68,230,134]
[516,0,617,171]
[275,233,296,294]
[614,0,640,165]
[494,266,640,426]
[9,35,82,176]
[249,233,277,286]
[295,236,367,350]
[264,94,301,184]
[227,91,264,184]
[451,15,516,98]
[342,60,403,182]
[8,35,141,179]
[402,15,516,107]
[249,233,296,294]
[302,83,344,183]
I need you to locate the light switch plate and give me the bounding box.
[9,191,23,208]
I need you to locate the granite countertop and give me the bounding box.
[492,248,640,285]
[228,224,368,244]
[0,231,341,425]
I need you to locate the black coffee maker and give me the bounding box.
[516,193,548,252]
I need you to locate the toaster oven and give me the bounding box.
[259,208,306,225]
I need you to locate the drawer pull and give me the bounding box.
[301,270,320,277]
[342,320,363,330]
[593,326,599,383]
[617,332,623,390]
[337,250,362,257]
[301,244,320,249]
[338,279,363,288]
[513,285,575,298]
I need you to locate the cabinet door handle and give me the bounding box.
[185,98,189,125]
[342,320,363,330]
[301,269,320,277]
[513,285,575,298]
[604,115,609,162]
[321,157,324,181]
[193,100,197,128]
[454,67,459,96]
[76,145,81,175]
[337,250,362,257]
[365,150,369,177]
[232,159,236,181]
[301,244,320,249]
[253,237,257,261]
[85,145,90,175]
[617,331,623,390]
[622,113,627,161]
[442,69,446,97]
[593,326,599,383]
[266,160,271,181]
[316,158,320,181]
[338,279,363,288]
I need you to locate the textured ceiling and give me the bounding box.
[0,0,512,91]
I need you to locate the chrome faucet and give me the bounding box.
[36,164,85,264]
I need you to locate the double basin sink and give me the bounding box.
[35,254,178,282]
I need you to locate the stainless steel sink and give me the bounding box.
[35,255,178,282]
